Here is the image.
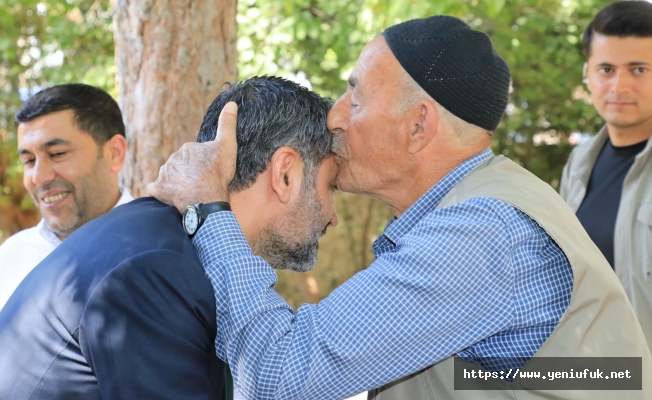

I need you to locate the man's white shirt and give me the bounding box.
[0,190,133,310]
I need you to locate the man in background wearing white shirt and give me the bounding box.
[0,83,132,309]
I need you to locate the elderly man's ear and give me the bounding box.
[407,101,438,154]
[103,134,128,173]
[269,146,303,205]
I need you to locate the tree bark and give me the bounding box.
[114,0,237,196]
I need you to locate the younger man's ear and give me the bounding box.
[582,62,589,85]
[269,146,303,204]
[104,134,128,173]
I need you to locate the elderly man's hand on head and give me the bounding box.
[148,102,238,213]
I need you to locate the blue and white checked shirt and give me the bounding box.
[193,148,574,400]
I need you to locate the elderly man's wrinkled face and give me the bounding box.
[327,36,413,199]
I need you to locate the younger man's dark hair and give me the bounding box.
[583,1,652,57]
[197,76,333,192]
[15,83,125,145]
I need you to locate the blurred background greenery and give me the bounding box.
[0,0,612,307]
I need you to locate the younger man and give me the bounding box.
[560,1,652,346]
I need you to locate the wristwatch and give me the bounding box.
[182,201,231,237]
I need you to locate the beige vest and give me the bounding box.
[370,156,651,400]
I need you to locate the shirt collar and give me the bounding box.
[379,148,494,246]
[116,189,134,207]
[38,188,134,246]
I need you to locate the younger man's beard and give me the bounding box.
[255,185,325,273]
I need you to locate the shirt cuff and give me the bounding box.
[192,211,252,261]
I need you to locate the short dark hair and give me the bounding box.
[583,1,652,57]
[14,83,125,145]
[197,76,333,192]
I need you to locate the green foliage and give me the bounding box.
[237,0,475,99]
[486,0,612,188]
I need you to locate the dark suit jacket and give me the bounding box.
[0,197,225,399]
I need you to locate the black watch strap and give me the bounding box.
[199,201,231,217]
[184,201,231,238]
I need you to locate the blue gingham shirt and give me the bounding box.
[193,148,574,400]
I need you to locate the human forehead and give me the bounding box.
[17,109,92,149]
[316,156,338,183]
[349,36,404,91]
[589,34,652,64]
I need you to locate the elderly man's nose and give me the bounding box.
[327,97,350,131]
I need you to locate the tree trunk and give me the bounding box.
[114,0,237,197]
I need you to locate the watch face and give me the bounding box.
[184,207,199,235]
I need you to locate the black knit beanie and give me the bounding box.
[383,16,511,131]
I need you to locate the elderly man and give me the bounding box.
[0,84,132,310]
[151,16,651,399]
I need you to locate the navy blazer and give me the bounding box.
[0,197,225,399]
